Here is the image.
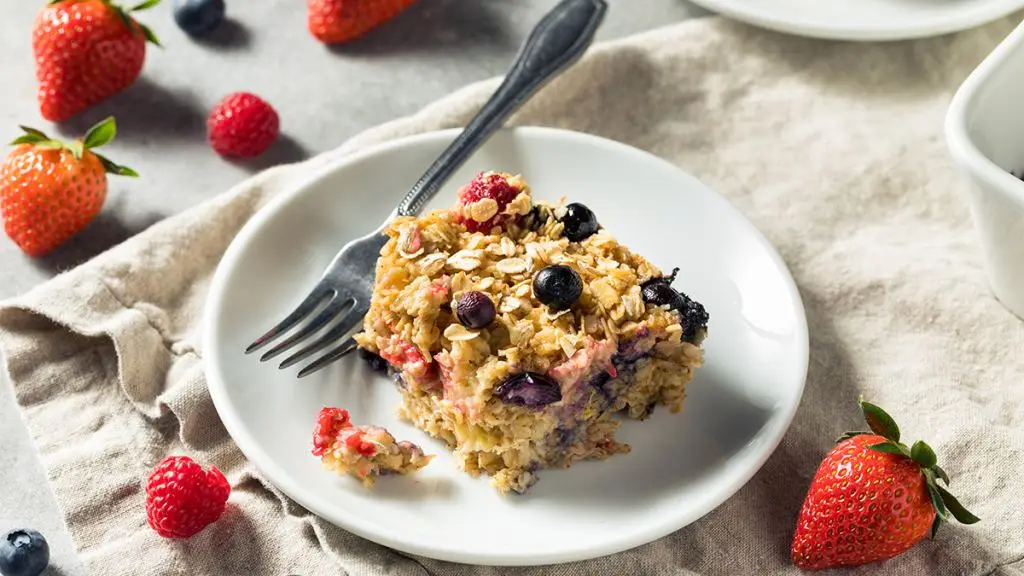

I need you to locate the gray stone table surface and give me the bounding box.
[0,1,708,573]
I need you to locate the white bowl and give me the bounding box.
[204,127,809,565]
[690,0,1024,42]
[947,17,1024,320]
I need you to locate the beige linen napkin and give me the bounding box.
[3,14,1024,576]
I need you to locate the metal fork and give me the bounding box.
[245,0,608,378]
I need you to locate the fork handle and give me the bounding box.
[395,0,607,217]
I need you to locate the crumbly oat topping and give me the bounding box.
[353,172,707,494]
[354,176,692,410]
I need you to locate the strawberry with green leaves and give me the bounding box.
[791,400,980,570]
[0,117,137,257]
[33,0,162,123]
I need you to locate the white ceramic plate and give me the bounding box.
[204,127,809,566]
[688,0,1024,41]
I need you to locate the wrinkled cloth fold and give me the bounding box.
[3,14,1024,576]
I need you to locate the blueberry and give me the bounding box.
[533,265,583,311]
[524,204,553,231]
[640,268,708,344]
[172,0,226,37]
[679,298,710,344]
[357,348,388,374]
[560,203,600,242]
[0,529,49,576]
[495,372,562,407]
[641,282,685,309]
[456,291,496,329]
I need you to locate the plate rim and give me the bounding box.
[688,0,1024,41]
[203,126,810,566]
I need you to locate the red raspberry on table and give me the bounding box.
[454,172,524,233]
[207,92,280,159]
[145,456,230,539]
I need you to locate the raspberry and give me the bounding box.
[312,407,352,457]
[207,92,280,158]
[454,172,523,233]
[343,430,377,457]
[145,456,230,539]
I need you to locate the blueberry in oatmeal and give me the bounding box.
[495,372,562,407]
[358,348,389,374]
[533,265,584,311]
[642,268,709,344]
[560,202,600,242]
[678,297,710,345]
[456,291,497,329]
[353,171,709,494]
[641,281,684,309]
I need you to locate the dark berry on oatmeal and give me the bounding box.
[641,282,684,309]
[533,265,583,311]
[495,372,562,407]
[641,268,708,343]
[358,348,389,374]
[524,204,554,231]
[560,203,600,242]
[679,297,709,344]
[456,291,497,329]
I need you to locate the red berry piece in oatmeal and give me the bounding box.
[312,407,432,487]
[453,172,532,233]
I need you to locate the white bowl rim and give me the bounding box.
[202,126,811,565]
[946,17,1024,207]
[690,0,1024,42]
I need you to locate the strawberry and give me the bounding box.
[0,117,137,257]
[791,400,980,570]
[206,92,280,159]
[307,0,417,45]
[33,0,162,123]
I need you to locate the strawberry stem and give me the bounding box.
[8,117,139,177]
[68,140,85,160]
[103,0,163,46]
[83,117,118,149]
[130,0,161,10]
[861,400,901,441]
[841,399,981,535]
[910,440,937,468]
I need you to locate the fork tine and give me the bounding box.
[296,337,360,379]
[278,303,368,369]
[258,296,353,362]
[246,286,333,354]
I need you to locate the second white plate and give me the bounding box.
[689,0,1023,41]
[204,127,809,565]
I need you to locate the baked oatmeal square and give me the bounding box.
[352,171,708,494]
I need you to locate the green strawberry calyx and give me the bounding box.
[47,0,162,47]
[837,399,981,538]
[10,117,139,177]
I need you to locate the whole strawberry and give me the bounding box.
[791,401,980,570]
[207,92,280,158]
[0,117,137,257]
[34,0,162,122]
[145,455,230,539]
[307,0,417,45]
